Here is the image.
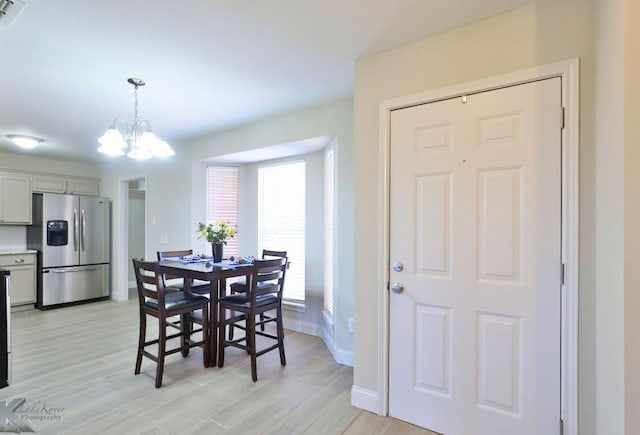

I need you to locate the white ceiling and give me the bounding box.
[0,0,533,163]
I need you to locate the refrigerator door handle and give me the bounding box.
[5,276,11,352]
[81,209,86,252]
[49,266,104,273]
[73,208,79,252]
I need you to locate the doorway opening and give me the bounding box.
[127,178,146,295]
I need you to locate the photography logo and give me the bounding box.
[0,398,36,433]
[0,397,66,433]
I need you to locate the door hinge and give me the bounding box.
[386,282,390,291]
[561,263,565,286]
[560,417,565,435]
[561,106,566,130]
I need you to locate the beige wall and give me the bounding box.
[625,0,640,432]
[352,1,620,433]
[595,0,625,432]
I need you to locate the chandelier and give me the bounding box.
[97,78,174,159]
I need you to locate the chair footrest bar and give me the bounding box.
[255,343,280,357]
[141,350,158,362]
[224,341,249,351]
[255,331,278,340]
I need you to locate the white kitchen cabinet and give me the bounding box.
[32,175,67,193]
[0,172,32,224]
[67,178,99,195]
[0,253,36,306]
[32,174,99,196]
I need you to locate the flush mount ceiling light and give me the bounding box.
[6,134,43,149]
[97,78,174,160]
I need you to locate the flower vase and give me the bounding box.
[212,243,223,263]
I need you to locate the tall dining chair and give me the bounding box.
[132,259,210,388]
[157,249,211,295]
[218,257,287,381]
[229,250,287,337]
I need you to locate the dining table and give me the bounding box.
[158,259,254,367]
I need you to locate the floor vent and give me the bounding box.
[0,0,26,29]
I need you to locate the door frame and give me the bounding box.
[377,59,579,435]
[114,174,148,302]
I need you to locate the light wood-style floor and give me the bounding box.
[4,296,436,435]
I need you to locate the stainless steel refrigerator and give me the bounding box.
[27,193,110,308]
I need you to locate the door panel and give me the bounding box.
[42,194,78,268]
[389,78,562,435]
[41,264,109,306]
[79,196,109,265]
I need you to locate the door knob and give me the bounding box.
[392,261,404,272]
[391,283,405,294]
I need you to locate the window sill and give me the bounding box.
[283,301,306,312]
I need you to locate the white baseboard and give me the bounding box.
[331,347,354,367]
[128,280,136,289]
[351,386,380,414]
[320,313,354,366]
[283,316,322,338]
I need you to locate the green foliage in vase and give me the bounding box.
[197,220,236,245]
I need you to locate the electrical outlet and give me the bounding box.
[348,317,354,333]
[159,235,168,245]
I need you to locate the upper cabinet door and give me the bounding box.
[0,173,32,224]
[32,175,67,193]
[67,179,99,196]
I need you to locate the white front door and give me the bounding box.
[388,78,562,435]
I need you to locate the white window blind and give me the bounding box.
[206,166,239,259]
[324,148,334,314]
[258,161,305,302]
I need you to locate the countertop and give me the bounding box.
[0,249,38,255]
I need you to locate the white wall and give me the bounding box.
[351,1,620,433]
[99,157,190,301]
[98,98,354,361]
[238,152,326,338]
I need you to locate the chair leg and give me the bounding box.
[135,312,146,375]
[277,306,286,366]
[249,313,258,382]
[180,313,190,358]
[228,314,235,341]
[202,304,210,368]
[259,313,266,331]
[155,317,166,388]
[218,304,226,368]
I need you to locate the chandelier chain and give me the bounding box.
[133,84,139,122]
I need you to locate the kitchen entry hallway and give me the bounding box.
[4,297,433,434]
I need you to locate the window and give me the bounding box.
[324,148,334,314]
[206,166,239,259]
[258,161,305,302]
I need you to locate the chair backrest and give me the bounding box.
[250,257,287,302]
[261,250,288,292]
[262,249,287,259]
[132,259,167,310]
[157,249,194,284]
